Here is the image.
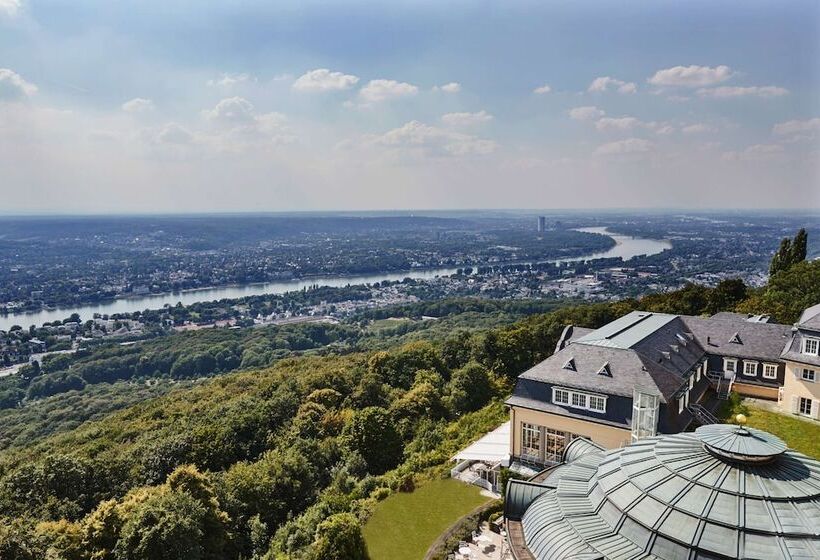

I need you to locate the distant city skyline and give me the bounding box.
[1,0,819,213]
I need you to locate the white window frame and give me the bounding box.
[696,364,702,382]
[552,387,570,405]
[588,395,606,412]
[762,363,778,379]
[802,368,816,383]
[742,361,759,377]
[723,358,737,373]
[688,375,695,390]
[521,422,541,458]
[678,396,685,414]
[552,386,607,414]
[572,392,587,408]
[798,397,813,416]
[803,337,819,356]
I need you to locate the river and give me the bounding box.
[0,227,670,330]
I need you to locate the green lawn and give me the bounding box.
[719,397,820,459]
[363,478,491,560]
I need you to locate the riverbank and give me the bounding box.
[0,228,670,331]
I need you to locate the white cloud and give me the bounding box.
[533,84,552,94]
[721,144,785,162]
[648,65,733,87]
[696,85,789,99]
[588,77,637,94]
[359,79,418,102]
[0,68,37,101]
[595,117,641,131]
[152,122,195,145]
[207,73,254,88]
[772,118,820,138]
[292,68,359,92]
[0,0,21,16]
[655,125,675,135]
[202,97,293,149]
[594,138,653,156]
[681,123,718,134]
[441,110,493,127]
[569,106,605,121]
[203,96,256,124]
[121,98,155,113]
[434,82,461,93]
[369,120,497,157]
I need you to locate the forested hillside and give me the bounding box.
[0,260,817,559]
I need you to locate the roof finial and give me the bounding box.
[735,413,747,426]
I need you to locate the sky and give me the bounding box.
[1,0,819,213]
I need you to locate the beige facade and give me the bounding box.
[509,406,631,464]
[779,361,820,420]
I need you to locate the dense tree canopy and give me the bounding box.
[770,228,808,276]
[0,263,814,559]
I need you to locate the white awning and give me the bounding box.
[452,421,511,465]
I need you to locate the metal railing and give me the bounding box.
[688,403,721,425]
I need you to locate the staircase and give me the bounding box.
[688,403,721,425]
[706,370,734,400]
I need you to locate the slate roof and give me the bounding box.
[680,313,792,361]
[513,312,707,406]
[510,309,802,423]
[519,341,698,403]
[798,303,820,332]
[781,330,820,368]
[513,425,820,560]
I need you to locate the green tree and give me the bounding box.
[770,228,808,275]
[705,278,748,315]
[309,513,369,560]
[448,362,493,414]
[343,407,402,475]
[791,228,808,264]
[114,490,208,560]
[737,260,820,323]
[0,519,38,560]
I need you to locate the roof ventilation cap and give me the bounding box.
[695,420,786,464]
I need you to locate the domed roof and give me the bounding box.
[696,423,787,461]
[519,427,820,560]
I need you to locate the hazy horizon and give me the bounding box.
[2,0,819,213]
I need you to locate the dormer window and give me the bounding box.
[803,337,819,356]
[729,332,742,345]
[562,357,576,371]
[597,362,611,377]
